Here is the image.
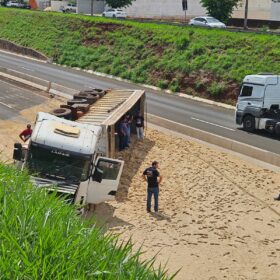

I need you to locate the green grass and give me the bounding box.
[0,164,174,279]
[0,8,279,103]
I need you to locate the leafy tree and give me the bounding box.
[200,0,242,23]
[105,0,135,9]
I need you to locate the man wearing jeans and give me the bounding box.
[142,161,162,212]
[134,112,144,140]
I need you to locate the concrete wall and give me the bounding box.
[51,0,68,11]
[123,0,280,21]
[0,39,48,61]
[77,0,105,14]
[124,0,206,19]
[271,0,280,20]
[233,0,273,20]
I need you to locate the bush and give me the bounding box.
[208,82,226,96]
[157,79,169,89]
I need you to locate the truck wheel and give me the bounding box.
[74,93,99,104]
[50,108,72,119]
[275,123,280,136]
[243,115,256,132]
[67,99,89,106]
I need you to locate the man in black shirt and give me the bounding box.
[142,161,162,212]
[134,111,144,140]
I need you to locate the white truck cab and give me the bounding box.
[236,74,280,135]
[16,112,124,205]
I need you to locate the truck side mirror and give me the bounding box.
[92,167,103,183]
[13,143,23,161]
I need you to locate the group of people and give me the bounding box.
[118,111,144,151]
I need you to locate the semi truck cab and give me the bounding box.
[14,112,124,205]
[235,74,280,134]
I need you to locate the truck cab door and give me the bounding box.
[238,84,264,110]
[82,157,124,204]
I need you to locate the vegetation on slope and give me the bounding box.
[0,164,172,279]
[0,8,279,104]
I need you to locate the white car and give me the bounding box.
[64,3,77,13]
[102,9,127,19]
[6,1,24,7]
[189,17,226,28]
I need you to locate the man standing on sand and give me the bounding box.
[142,161,162,213]
[19,124,32,142]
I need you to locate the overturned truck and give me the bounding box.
[13,88,146,206]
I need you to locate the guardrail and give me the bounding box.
[0,67,77,99]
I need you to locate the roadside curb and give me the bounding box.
[148,113,280,168]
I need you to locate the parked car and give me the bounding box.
[102,9,127,19]
[64,3,77,13]
[189,17,226,28]
[6,1,24,8]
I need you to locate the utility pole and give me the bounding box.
[244,0,249,29]
[182,0,188,23]
[91,0,94,16]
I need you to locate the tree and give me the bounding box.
[200,0,242,23]
[105,0,135,9]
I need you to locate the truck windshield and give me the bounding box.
[26,144,91,182]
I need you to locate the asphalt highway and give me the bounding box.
[0,77,45,120]
[0,51,279,154]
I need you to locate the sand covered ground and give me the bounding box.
[0,97,62,162]
[95,128,280,280]
[1,94,280,279]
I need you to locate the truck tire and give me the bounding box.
[74,93,98,104]
[243,115,256,132]
[79,90,104,98]
[50,108,72,119]
[275,123,280,136]
[86,88,105,96]
[67,99,89,106]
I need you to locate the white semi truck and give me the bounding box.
[235,74,280,135]
[13,89,145,206]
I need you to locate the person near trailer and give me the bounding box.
[142,161,162,213]
[19,124,33,143]
[118,116,129,151]
[125,113,133,144]
[134,111,144,140]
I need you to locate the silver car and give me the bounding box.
[189,16,226,28]
[102,9,127,19]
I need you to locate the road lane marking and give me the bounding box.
[20,66,34,72]
[0,101,13,109]
[191,117,235,131]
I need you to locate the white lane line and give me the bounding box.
[0,101,13,109]
[191,117,235,131]
[20,66,34,72]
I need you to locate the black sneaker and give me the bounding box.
[147,209,151,213]
[274,195,280,201]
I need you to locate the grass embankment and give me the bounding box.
[0,8,279,104]
[0,164,172,279]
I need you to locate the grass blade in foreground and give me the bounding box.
[0,164,172,279]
